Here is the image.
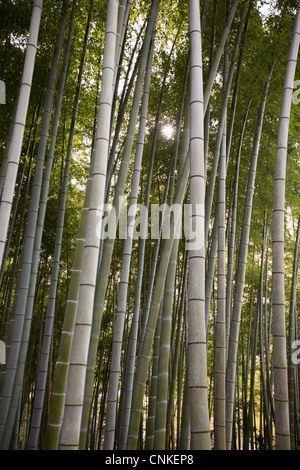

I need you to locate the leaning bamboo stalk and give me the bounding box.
[288,216,300,449]
[24,0,79,343]
[44,132,94,450]
[214,106,227,450]
[79,2,160,448]
[203,0,239,115]
[0,0,43,269]
[112,0,132,112]
[0,93,41,287]
[57,0,119,450]
[0,1,67,448]
[145,304,162,450]
[225,62,275,450]
[225,97,252,350]
[103,32,155,450]
[150,58,188,450]
[1,1,70,446]
[205,96,253,336]
[153,237,180,450]
[272,4,300,451]
[126,137,190,450]
[133,27,183,358]
[165,253,188,448]
[26,2,78,449]
[129,102,189,449]
[105,22,144,199]
[118,61,174,449]
[259,216,273,449]
[0,93,19,199]
[214,22,230,447]
[179,320,190,450]
[226,3,251,162]
[145,100,187,446]
[205,0,249,243]
[118,128,156,451]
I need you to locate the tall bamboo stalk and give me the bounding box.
[272,4,300,451]
[288,216,300,448]
[187,0,210,450]
[126,135,190,450]
[79,1,160,448]
[26,2,78,449]
[58,0,118,449]
[225,62,275,450]
[214,87,227,451]
[103,31,155,450]
[0,1,67,448]
[0,0,43,269]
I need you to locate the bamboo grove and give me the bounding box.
[0,0,299,451]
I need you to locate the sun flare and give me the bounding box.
[162,124,174,140]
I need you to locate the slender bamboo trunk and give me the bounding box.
[203,0,239,115]
[0,92,42,288]
[205,0,249,243]
[134,29,184,363]
[165,253,187,449]
[259,218,273,450]
[43,137,94,450]
[246,271,260,450]
[110,0,132,130]
[180,323,190,450]
[117,57,178,446]
[145,303,162,449]
[26,2,78,449]
[57,0,118,450]
[105,22,144,199]
[43,37,103,453]
[214,87,227,451]
[126,132,190,450]
[187,0,210,450]
[201,0,210,33]
[118,136,155,450]
[272,4,300,451]
[152,53,188,450]
[103,32,155,450]
[225,98,252,351]
[153,237,179,450]
[288,216,300,449]
[225,62,275,450]
[79,2,160,449]
[0,1,68,448]
[0,0,43,269]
